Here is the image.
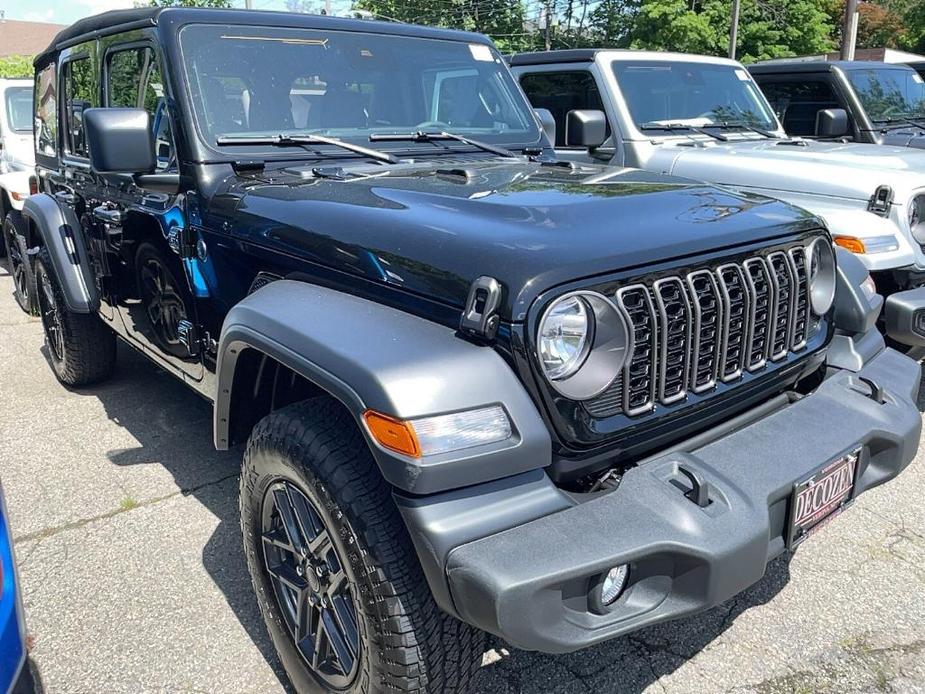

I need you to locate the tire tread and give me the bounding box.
[243,397,485,693]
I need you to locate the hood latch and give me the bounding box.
[459,276,502,342]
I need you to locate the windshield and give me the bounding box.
[845,67,925,123]
[612,60,778,132]
[4,86,32,133]
[178,24,540,155]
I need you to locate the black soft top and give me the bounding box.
[749,60,918,75]
[35,8,161,66]
[35,7,491,67]
[509,49,601,66]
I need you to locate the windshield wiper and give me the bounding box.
[703,121,776,138]
[368,131,517,158]
[639,123,728,142]
[215,133,399,164]
[873,117,925,132]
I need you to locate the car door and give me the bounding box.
[755,73,861,141]
[50,44,120,324]
[99,39,203,382]
[516,65,619,164]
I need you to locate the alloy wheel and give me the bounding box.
[261,480,361,689]
[139,258,186,348]
[37,267,64,361]
[4,225,28,305]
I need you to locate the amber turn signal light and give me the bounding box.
[363,410,421,458]
[833,236,866,254]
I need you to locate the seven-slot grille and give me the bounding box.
[584,244,813,419]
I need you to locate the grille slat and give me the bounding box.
[588,241,823,419]
[743,258,773,371]
[616,285,658,415]
[788,247,809,350]
[768,252,796,360]
[654,278,692,404]
[687,270,722,392]
[717,264,749,381]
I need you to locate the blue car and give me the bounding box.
[0,485,30,693]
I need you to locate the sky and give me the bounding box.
[1,0,310,26]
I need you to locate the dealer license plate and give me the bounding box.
[787,448,861,549]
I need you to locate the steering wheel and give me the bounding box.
[413,120,450,131]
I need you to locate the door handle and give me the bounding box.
[54,190,76,205]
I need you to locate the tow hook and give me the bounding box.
[854,376,887,404]
[675,464,712,508]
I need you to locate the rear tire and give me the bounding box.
[2,211,36,314]
[34,248,116,386]
[240,397,485,693]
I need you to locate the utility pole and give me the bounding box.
[728,0,740,60]
[244,0,254,9]
[541,0,554,51]
[840,0,859,60]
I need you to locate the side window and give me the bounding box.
[63,56,95,158]
[107,46,174,170]
[758,79,841,137]
[519,71,610,147]
[35,63,58,157]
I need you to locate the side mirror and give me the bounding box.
[566,109,607,149]
[533,108,556,146]
[815,108,849,138]
[84,108,155,174]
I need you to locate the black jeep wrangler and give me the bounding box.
[21,7,923,692]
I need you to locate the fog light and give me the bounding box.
[600,565,629,604]
[590,564,629,613]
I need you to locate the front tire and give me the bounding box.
[240,397,485,693]
[34,248,116,386]
[2,211,36,314]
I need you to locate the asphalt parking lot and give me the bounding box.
[1,265,924,694]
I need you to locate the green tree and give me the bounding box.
[355,0,532,52]
[628,0,835,63]
[145,0,231,7]
[0,55,33,79]
[588,0,641,47]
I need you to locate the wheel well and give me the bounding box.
[22,214,40,249]
[226,347,329,446]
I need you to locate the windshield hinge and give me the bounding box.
[459,276,502,342]
[868,185,894,217]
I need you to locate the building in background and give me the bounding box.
[0,18,65,59]
[760,47,925,65]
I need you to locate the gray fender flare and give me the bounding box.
[215,280,552,494]
[22,193,99,313]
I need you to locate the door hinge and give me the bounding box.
[177,320,217,358]
[459,276,502,342]
[167,226,198,259]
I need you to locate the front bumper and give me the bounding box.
[440,347,921,653]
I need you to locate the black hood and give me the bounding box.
[880,128,925,149]
[208,159,819,321]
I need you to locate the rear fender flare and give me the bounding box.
[215,280,551,495]
[22,193,98,313]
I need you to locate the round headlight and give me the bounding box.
[537,292,632,400]
[807,237,836,316]
[910,195,923,230]
[539,295,592,381]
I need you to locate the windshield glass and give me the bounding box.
[178,24,540,154]
[612,60,777,132]
[845,67,925,122]
[4,86,32,133]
